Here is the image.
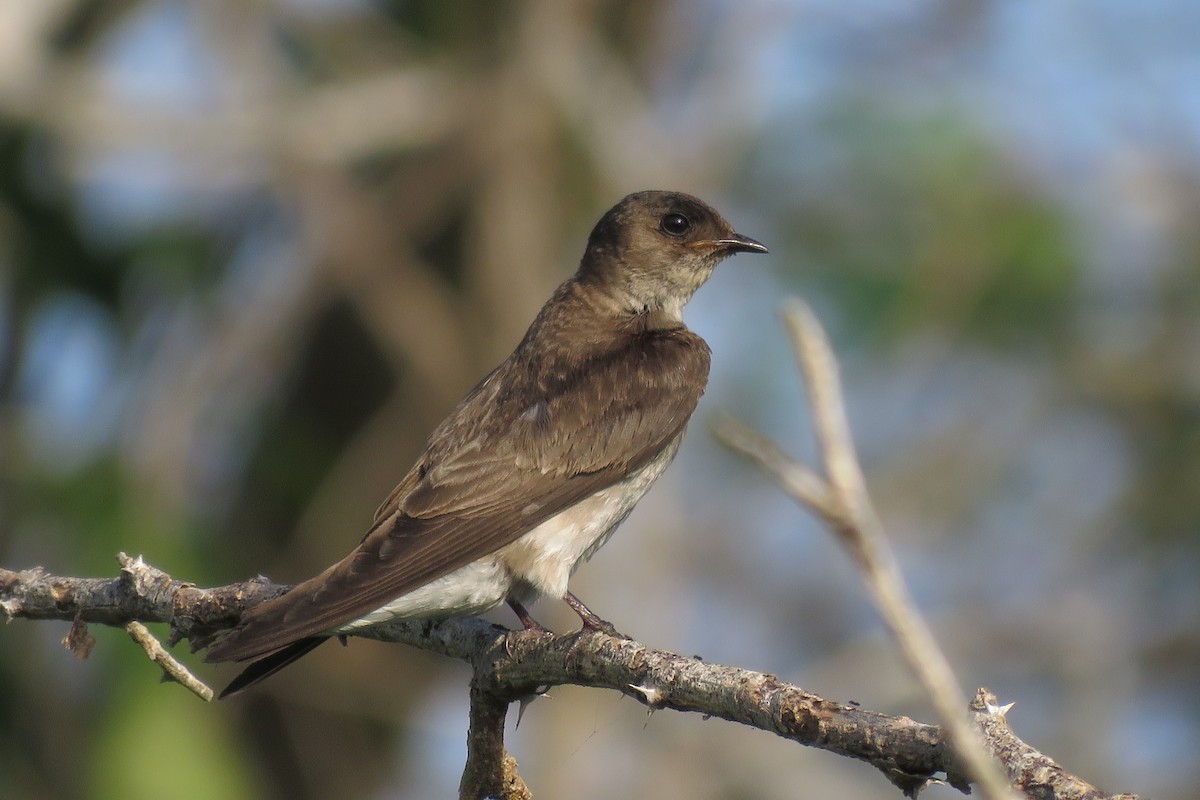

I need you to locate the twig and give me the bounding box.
[717,299,1020,800]
[709,413,839,519]
[124,621,214,702]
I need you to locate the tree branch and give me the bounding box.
[460,679,532,800]
[1,556,1138,799]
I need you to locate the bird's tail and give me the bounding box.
[216,637,327,699]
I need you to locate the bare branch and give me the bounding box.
[784,299,1018,800]
[460,681,531,800]
[719,301,1020,800]
[0,558,1138,799]
[488,627,948,796]
[970,690,1141,800]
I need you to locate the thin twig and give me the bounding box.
[124,621,214,702]
[780,301,866,523]
[712,412,840,520]
[783,299,1018,799]
[722,299,1021,800]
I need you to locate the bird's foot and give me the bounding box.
[563,591,628,639]
[505,600,554,658]
[507,599,553,634]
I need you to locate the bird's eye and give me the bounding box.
[659,213,692,237]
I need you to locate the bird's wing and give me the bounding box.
[206,326,710,663]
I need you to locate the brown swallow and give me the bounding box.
[206,190,767,696]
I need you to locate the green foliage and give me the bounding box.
[761,107,1078,350]
[0,122,130,308]
[90,667,257,800]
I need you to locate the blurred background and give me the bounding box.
[1,1,1197,798]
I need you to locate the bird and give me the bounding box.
[205,190,767,697]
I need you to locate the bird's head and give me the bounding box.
[578,190,768,319]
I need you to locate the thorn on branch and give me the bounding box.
[627,680,666,708]
[118,552,179,601]
[1,598,20,621]
[514,687,550,728]
[986,699,1016,719]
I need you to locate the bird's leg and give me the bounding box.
[562,591,625,638]
[507,599,551,634]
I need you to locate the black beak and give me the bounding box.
[714,233,769,254]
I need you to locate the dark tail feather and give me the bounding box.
[218,637,328,699]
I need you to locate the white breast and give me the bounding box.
[496,434,683,603]
[335,434,684,632]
